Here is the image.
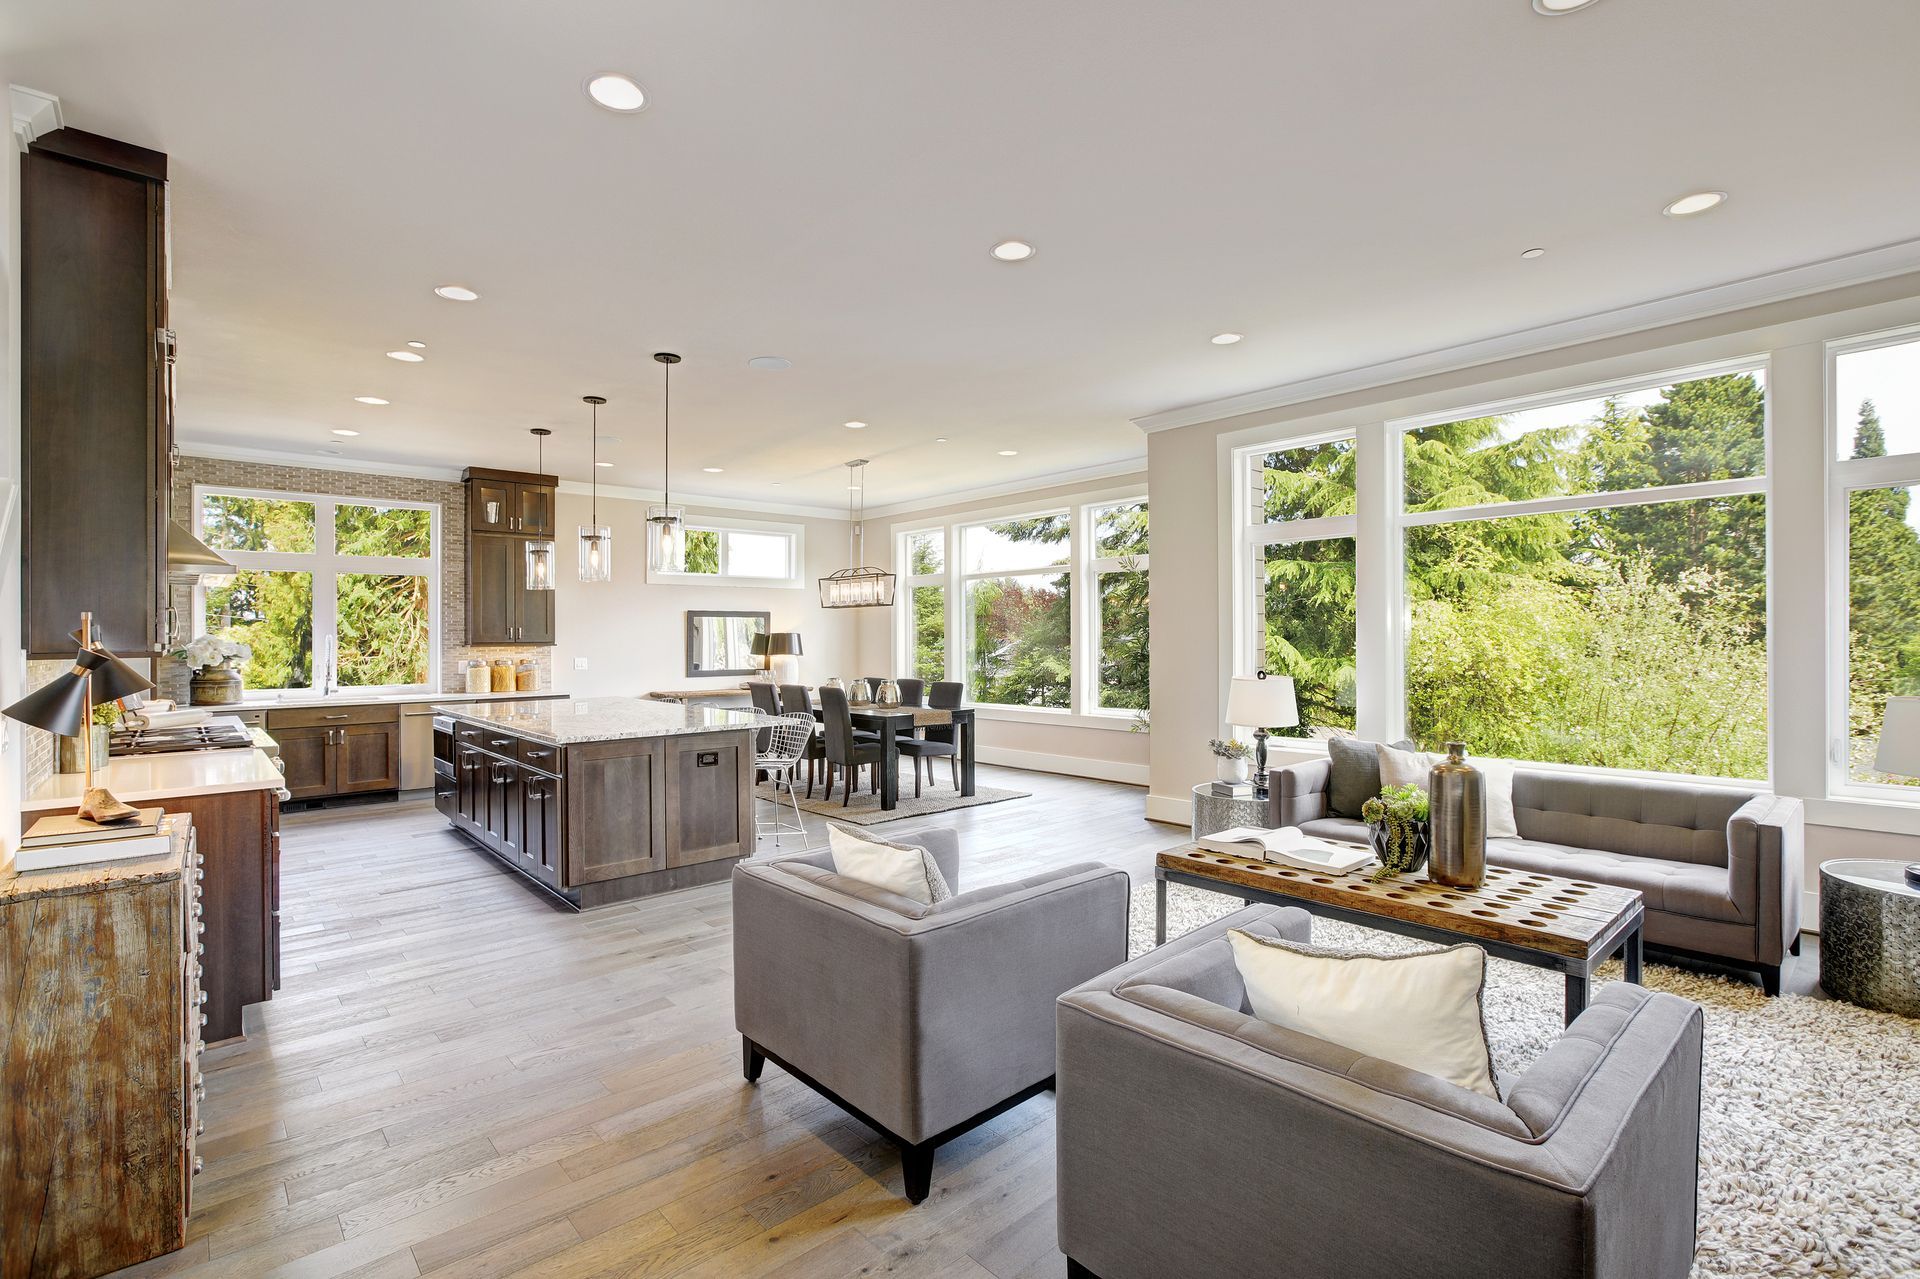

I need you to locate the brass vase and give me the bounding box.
[189,666,244,706]
[1428,742,1487,888]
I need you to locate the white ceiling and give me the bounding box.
[6,1,1919,512]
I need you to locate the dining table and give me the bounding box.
[815,699,978,812]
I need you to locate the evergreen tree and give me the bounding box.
[1854,399,1886,459]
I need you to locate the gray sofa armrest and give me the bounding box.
[1726,794,1803,964]
[1267,757,1332,828]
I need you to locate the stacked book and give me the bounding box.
[14,808,170,872]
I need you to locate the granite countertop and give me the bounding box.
[434,696,761,745]
[234,689,564,709]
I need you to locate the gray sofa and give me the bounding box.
[1057,905,1704,1279]
[1268,755,1804,993]
[732,828,1129,1202]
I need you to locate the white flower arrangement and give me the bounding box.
[174,634,253,673]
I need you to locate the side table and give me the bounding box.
[1190,782,1269,840]
[1818,859,1920,1017]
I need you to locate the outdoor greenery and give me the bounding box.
[684,528,721,573]
[201,494,432,690]
[1262,372,1776,778]
[1846,399,1920,785]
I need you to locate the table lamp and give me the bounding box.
[1226,672,1299,798]
[763,632,802,686]
[2,612,156,823]
[1874,696,1920,890]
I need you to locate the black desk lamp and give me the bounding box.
[3,612,156,822]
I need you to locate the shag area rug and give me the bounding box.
[1131,882,1920,1279]
[752,779,1029,825]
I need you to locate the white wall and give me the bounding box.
[855,472,1152,786]
[2,85,27,855]
[549,489,859,699]
[1148,268,1920,915]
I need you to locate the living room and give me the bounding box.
[3,4,1918,1278]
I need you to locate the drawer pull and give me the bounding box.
[198,989,208,1006]
[194,1083,206,1101]
[195,1041,205,1056]
[196,1118,205,1136]
[192,902,203,920]
[193,1156,203,1176]
[321,713,349,720]
[491,738,513,748]
[199,1012,208,1028]
[196,921,206,938]
[195,942,204,957]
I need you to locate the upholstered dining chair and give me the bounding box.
[897,678,925,707]
[818,685,885,806]
[747,682,780,715]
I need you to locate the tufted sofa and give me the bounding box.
[1267,758,1804,993]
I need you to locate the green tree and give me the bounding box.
[1854,399,1886,459]
[1844,395,1920,781]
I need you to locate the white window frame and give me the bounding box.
[644,514,806,588]
[1826,323,1920,806]
[896,527,949,684]
[891,486,1149,728]
[192,484,441,696]
[1229,356,1774,782]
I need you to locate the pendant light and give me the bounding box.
[648,352,687,574]
[524,428,556,590]
[819,459,896,608]
[578,396,613,581]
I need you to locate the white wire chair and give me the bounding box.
[753,712,818,849]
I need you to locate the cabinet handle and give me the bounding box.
[490,738,513,748]
[321,713,349,720]
[198,989,209,1006]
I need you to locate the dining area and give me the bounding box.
[743,678,979,813]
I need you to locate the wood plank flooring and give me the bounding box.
[117,768,1176,1279]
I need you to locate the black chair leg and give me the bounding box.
[742,1037,765,1083]
[900,1140,935,1204]
[842,765,853,807]
[914,759,923,799]
[1066,1261,1102,1279]
[1759,964,1782,997]
[949,755,959,790]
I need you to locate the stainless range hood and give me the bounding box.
[167,521,234,576]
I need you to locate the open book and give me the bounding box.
[1195,826,1374,874]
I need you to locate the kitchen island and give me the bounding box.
[433,697,758,909]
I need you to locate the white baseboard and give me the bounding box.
[976,745,1149,787]
[1802,889,1822,936]
[1145,793,1193,826]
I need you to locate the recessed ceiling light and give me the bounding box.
[595,460,614,468]
[352,396,389,405]
[998,449,1019,457]
[586,72,648,113]
[331,428,361,437]
[1663,191,1727,218]
[747,356,791,370]
[386,350,425,362]
[433,285,479,302]
[1533,0,1600,12]
[702,466,723,473]
[1520,247,1546,260]
[844,421,867,429]
[990,240,1036,262]
[1211,333,1243,345]
[935,437,948,443]
[405,341,426,349]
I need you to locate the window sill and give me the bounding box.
[643,571,804,590]
[1802,796,1920,837]
[969,704,1149,733]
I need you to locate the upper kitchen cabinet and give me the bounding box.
[465,467,556,537]
[21,129,172,658]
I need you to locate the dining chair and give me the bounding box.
[917,681,965,788]
[778,684,827,796]
[894,723,957,797]
[818,686,885,807]
[748,682,781,715]
[897,678,925,707]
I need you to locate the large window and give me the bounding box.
[196,488,438,693]
[1245,438,1357,736]
[895,493,1149,719]
[1833,331,1920,793]
[1401,369,1768,779]
[646,517,804,586]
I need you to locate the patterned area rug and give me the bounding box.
[1132,882,1920,1279]
[753,779,1029,825]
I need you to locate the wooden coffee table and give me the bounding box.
[1156,843,1646,1024]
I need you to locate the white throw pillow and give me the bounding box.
[827,826,954,905]
[1226,930,1499,1099]
[1375,742,1434,791]
[1378,743,1519,840]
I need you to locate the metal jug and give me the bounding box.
[848,678,871,704]
[876,679,901,707]
[1428,742,1486,889]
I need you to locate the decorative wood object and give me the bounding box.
[0,818,201,1277]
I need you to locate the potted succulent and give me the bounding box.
[174,634,253,706]
[1361,784,1431,881]
[1208,737,1253,785]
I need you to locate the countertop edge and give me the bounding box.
[22,748,286,814]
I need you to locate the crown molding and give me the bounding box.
[861,456,1148,522]
[1132,237,1920,434]
[181,441,468,482]
[11,86,62,150]
[554,479,845,521]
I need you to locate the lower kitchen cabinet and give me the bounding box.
[268,705,399,801]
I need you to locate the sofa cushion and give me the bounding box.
[1300,816,1371,847]
[1226,930,1499,1099]
[1326,737,1415,818]
[1489,839,1743,923]
[828,824,954,904]
[1510,771,1752,867]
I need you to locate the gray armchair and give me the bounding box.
[732,828,1129,1202]
[1057,905,1704,1279]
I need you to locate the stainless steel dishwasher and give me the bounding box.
[400,702,439,790]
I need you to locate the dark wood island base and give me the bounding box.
[434,698,757,910]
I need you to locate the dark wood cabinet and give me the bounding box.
[465,467,558,647]
[21,129,172,657]
[464,467,556,536]
[268,706,400,802]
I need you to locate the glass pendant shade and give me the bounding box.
[578,526,613,582]
[819,566,896,608]
[524,539,556,590]
[648,504,686,574]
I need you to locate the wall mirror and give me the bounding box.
[686,610,770,677]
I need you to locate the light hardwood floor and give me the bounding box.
[119,767,1177,1279]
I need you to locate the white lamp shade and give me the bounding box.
[1875,695,1920,779]
[1226,674,1299,730]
